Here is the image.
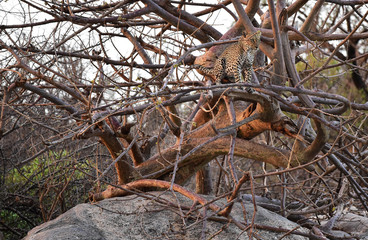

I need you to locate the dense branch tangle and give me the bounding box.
[1,0,368,238]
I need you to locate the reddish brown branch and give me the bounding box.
[92,179,221,213]
[219,173,250,217]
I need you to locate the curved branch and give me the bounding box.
[301,113,329,161]
[135,131,326,185]
[92,179,221,214]
[280,9,316,108]
[267,0,286,86]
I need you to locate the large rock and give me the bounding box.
[25,192,308,240]
[335,213,368,239]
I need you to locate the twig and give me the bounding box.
[219,173,250,217]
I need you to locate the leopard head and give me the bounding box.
[241,30,261,49]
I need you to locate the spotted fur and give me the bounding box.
[193,31,261,87]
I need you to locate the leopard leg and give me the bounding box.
[204,80,213,100]
[244,68,255,93]
[192,64,215,99]
[215,58,226,85]
[236,66,244,83]
[237,67,254,93]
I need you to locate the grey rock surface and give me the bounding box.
[334,213,368,240]
[24,192,308,240]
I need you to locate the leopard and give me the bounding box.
[193,31,261,92]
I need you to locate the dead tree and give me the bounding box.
[1,0,368,238]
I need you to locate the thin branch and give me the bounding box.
[299,0,326,33]
[140,0,210,43]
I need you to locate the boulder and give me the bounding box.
[334,213,368,239]
[25,192,308,240]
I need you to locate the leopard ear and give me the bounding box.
[240,32,247,40]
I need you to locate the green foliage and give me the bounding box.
[2,150,93,239]
[0,209,35,239]
[296,52,368,129]
[296,53,345,90]
[5,150,89,190]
